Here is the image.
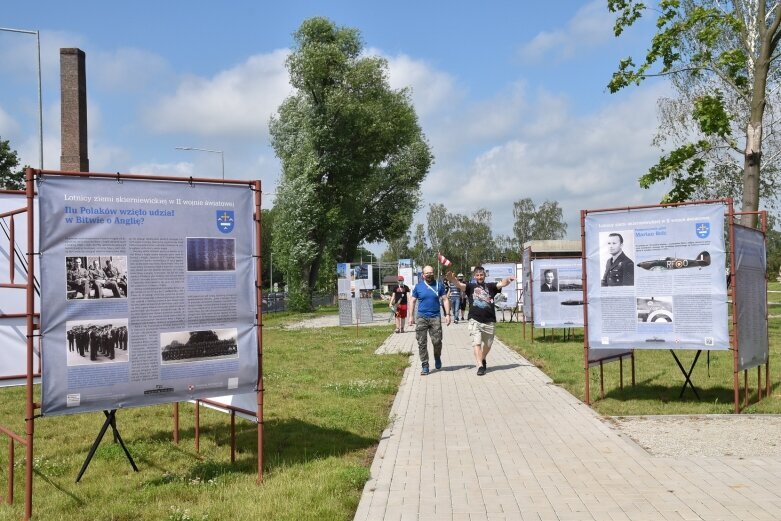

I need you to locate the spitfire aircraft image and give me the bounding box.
[636,251,710,271]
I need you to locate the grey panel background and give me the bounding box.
[734,225,769,370]
[531,257,584,328]
[482,263,517,309]
[39,176,258,416]
[522,249,532,320]
[338,300,353,326]
[357,297,373,323]
[585,203,728,350]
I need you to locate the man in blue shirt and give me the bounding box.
[408,265,451,375]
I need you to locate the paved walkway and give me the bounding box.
[355,321,781,521]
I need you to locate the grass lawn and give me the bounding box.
[0,313,408,520]
[496,282,781,415]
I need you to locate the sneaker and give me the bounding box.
[421,366,430,376]
[476,366,486,376]
[434,356,442,370]
[394,329,400,333]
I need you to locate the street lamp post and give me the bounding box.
[1,27,43,169]
[175,146,224,180]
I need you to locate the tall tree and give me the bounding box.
[512,198,536,247]
[270,17,433,310]
[382,231,412,262]
[608,0,781,227]
[410,223,429,269]
[511,198,567,245]
[0,137,26,190]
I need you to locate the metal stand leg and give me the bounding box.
[76,410,138,482]
[670,350,702,400]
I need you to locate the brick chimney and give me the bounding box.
[60,48,89,172]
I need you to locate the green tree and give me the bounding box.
[0,137,26,190]
[410,223,429,269]
[511,198,567,246]
[608,0,781,226]
[382,231,412,262]
[269,17,433,310]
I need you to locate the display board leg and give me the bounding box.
[76,410,138,482]
[670,350,702,400]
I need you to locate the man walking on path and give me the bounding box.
[448,273,464,324]
[390,276,410,333]
[408,265,451,375]
[447,266,514,375]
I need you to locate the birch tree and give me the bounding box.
[609,0,781,226]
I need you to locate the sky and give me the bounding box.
[1,0,670,257]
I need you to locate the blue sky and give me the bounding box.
[1,1,669,255]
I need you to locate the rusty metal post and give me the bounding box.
[24,167,35,520]
[254,180,264,484]
[727,200,740,414]
[619,357,624,390]
[173,403,180,444]
[195,401,200,454]
[230,411,236,463]
[7,438,13,504]
[580,210,590,405]
[599,360,605,400]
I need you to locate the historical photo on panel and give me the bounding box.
[540,269,558,292]
[160,328,238,364]
[66,318,129,366]
[599,231,635,287]
[67,256,129,300]
[186,237,236,271]
[636,296,674,323]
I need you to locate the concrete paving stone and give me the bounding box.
[354,326,781,521]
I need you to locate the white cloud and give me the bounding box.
[377,50,461,118]
[144,49,292,138]
[0,105,20,137]
[92,48,172,92]
[127,161,193,177]
[519,1,613,63]
[419,83,669,240]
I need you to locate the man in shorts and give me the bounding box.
[447,266,515,375]
[390,276,411,333]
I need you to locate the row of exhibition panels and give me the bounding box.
[521,201,768,374]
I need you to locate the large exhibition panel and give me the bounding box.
[38,176,258,415]
[585,203,728,350]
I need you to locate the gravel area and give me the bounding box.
[282,313,391,329]
[609,415,781,457]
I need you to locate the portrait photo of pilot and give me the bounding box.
[600,231,635,287]
[540,269,558,292]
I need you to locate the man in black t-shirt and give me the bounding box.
[447,266,515,375]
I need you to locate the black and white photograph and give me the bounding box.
[160,328,238,364]
[66,318,129,366]
[66,255,128,300]
[599,230,635,287]
[636,297,674,323]
[540,269,558,292]
[186,237,236,271]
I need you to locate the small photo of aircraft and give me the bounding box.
[637,251,710,271]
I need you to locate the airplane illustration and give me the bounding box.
[636,251,710,271]
[560,300,584,306]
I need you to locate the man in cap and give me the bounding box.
[390,275,411,333]
[449,273,465,324]
[457,273,467,320]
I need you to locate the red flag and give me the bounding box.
[437,252,452,267]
